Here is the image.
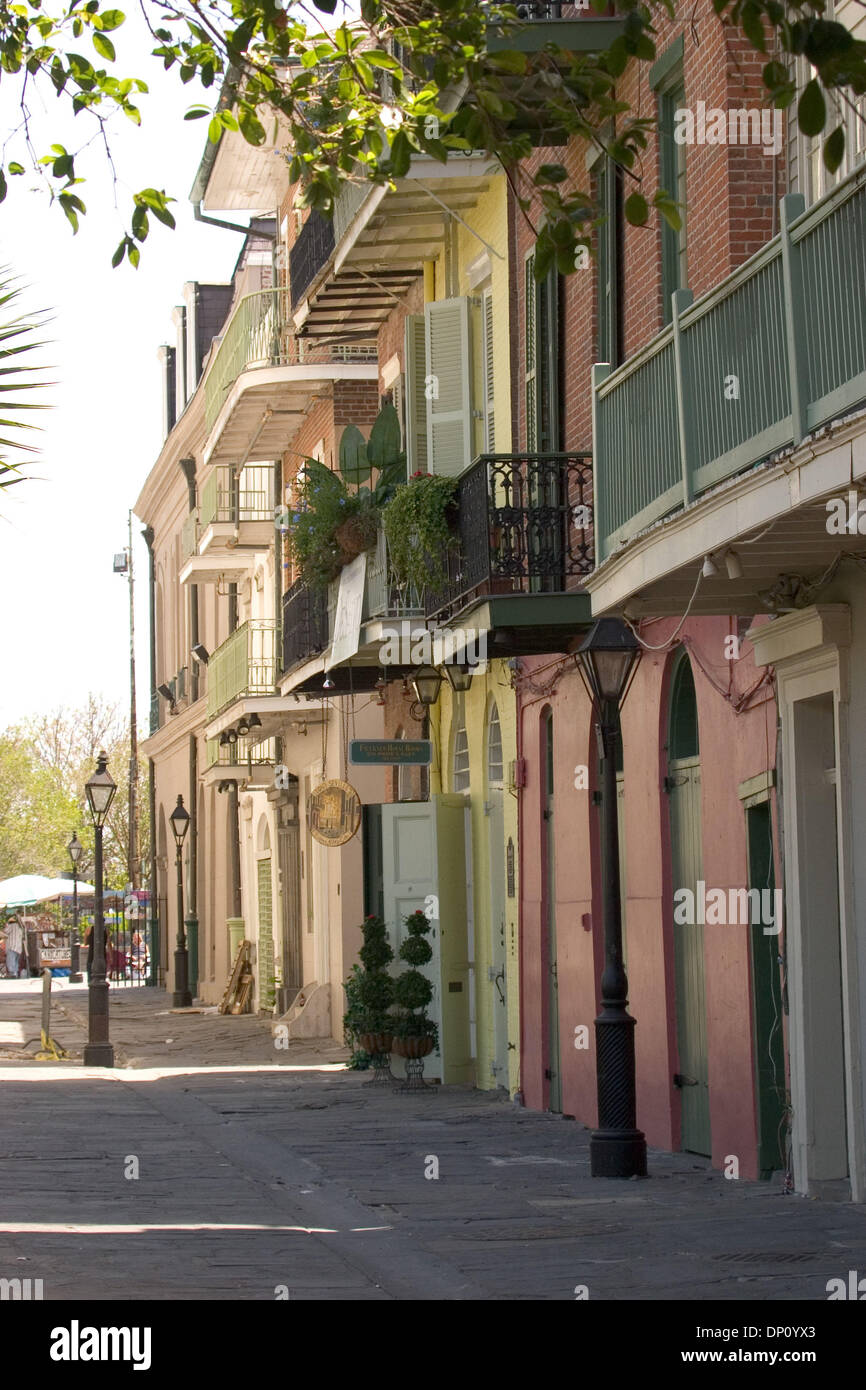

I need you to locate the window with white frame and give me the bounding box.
[453,697,470,792]
[487,701,503,788]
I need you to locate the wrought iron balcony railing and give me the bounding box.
[199,465,274,530]
[425,453,594,621]
[206,734,278,769]
[282,579,329,673]
[206,619,279,720]
[289,210,335,309]
[593,169,866,563]
[204,289,377,434]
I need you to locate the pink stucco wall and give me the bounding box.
[518,617,779,1179]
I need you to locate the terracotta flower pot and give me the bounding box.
[334,514,378,562]
[358,1032,393,1055]
[392,1035,434,1059]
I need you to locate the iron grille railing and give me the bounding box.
[282,579,329,672]
[289,210,335,308]
[425,453,594,621]
[206,734,278,769]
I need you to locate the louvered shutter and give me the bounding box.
[482,288,495,453]
[425,296,473,477]
[525,254,538,451]
[404,315,428,474]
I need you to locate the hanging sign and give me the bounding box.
[308,779,362,846]
[327,553,367,670]
[349,739,432,766]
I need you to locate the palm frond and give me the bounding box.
[0,270,52,498]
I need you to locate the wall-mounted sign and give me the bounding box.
[349,739,433,767]
[308,779,362,846]
[327,553,367,670]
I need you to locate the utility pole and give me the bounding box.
[128,510,138,891]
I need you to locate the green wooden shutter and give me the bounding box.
[525,253,538,451]
[404,315,428,474]
[482,287,495,453]
[425,296,473,477]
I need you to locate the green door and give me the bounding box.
[668,657,711,1156]
[543,711,562,1112]
[747,801,787,1177]
[257,857,275,1012]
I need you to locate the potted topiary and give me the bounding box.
[391,909,438,1090]
[343,914,395,1083]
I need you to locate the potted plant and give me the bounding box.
[343,914,395,1082]
[382,471,459,598]
[391,909,438,1088]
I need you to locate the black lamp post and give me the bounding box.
[67,831,84,983]
[444,662,474,693]
[170,794,192,1007]
[83,751,117,1067]
[576,618,647,1178]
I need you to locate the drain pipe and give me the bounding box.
[188,733,199,999]
[142,525,160,986]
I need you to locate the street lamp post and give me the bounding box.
[83,751,117,1067]
[576,618,647,1179]
[170,795,192,1008]
[67,831,84,983]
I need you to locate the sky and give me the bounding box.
[0,10,244,730]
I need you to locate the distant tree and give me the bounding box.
[0,733,79,878]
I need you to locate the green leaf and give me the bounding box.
[390,130,411,178]
[208,116,222,143]
[823,124,845,174]
[238,108,266,146]
[0,171,6,204]
[100,10,126,31]
[798,79,826,138]
[184,107,209,120]
[339,424,372,485]
[112,239,126,268]
[624,192,649,226]
[128,244,140,269]
[92,32,116,62]
[8,163,24,175]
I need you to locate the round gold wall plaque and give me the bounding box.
[308,778,362,847]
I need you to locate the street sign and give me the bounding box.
[349,739,433,766]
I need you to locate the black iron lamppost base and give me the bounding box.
[590,1128,647,1178]
[83,1042,115,1068]
[173,947,192,1008]
[68,973,83,984]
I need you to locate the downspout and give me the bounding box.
[142,525,160,985]
[180,458,200,702]
[188,732,199,999]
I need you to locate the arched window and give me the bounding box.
[453,697,470,792]
[669,651,700,759]
[487,701,503,788]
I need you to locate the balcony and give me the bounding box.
[291,156,494,342]
[202,734,278,788]
[206,619,279,725]
[282,578,329,673]
[588,169,866,617]
[202,288,377,465]
[180,464,275,587]
[425,453,593,651]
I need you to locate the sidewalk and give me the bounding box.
[1,983,865,1300]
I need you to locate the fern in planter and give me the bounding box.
[382,472,458,598]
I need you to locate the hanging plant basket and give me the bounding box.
[334,511,378,562]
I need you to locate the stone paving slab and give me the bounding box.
[1,984,865,1300]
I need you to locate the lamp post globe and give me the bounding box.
[83,752,116,1067]
[67,831,84,983]
[576,619,647,1179]
[170,795,192,1008]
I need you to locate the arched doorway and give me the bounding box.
[486,700,508,1084]
[667,651,710,1155]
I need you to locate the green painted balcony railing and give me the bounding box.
[199,465,274,530]
[206,619,279,720]
[593,168,866,563]
[204,288,377,435]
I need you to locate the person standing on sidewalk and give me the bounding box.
[3,916,24,978]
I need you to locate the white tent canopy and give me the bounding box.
[0,875,96,909]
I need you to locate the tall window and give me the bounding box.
[525,252,560,452]
[653,38,688,326]
[453,698,470,792]
[487,702,503,787]
[594,154,623,367]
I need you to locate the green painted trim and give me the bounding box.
[690,420,792,495]
[806,373,866,432]
[592,363,611,560]
[671,288,694,507]
[486,19,625,54]
[601,481,684,561]
[457,592,593,629]
[650,33,684,91]
[779,194,808,446]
